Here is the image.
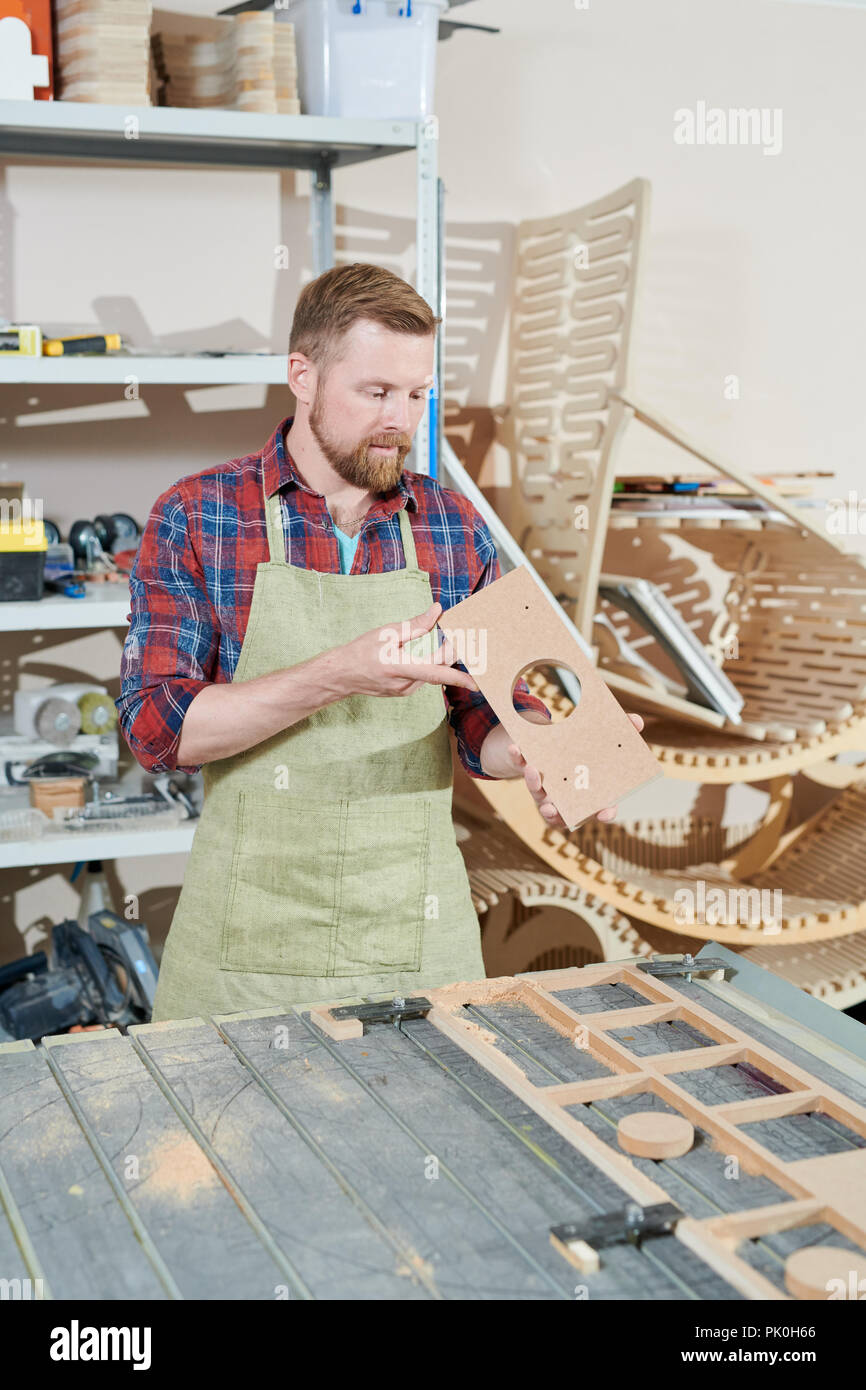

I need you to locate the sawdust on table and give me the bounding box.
[427,976,528,1012]
[145,1133,221,1203]
[395,1249,436,1285]
[25,1101,82,1163]
[428,975,584,1045]
[453,1017,499,1047]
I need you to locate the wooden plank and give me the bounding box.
[219,1010,575,1299]
[0,1173,42,1295]
[130,1018,428,1301]
[0,1042,169,1299]
[715,1091,821,1124]
[308,1006,363,1041]
[44,1029,298,1300]
[391,1014,743,1299]
[641,1045,747,1075]
[703,1200,827,1243]
[542,1074,651,1106]
[633,1045,750,1073]
[786,1149,866,1248]
[573,1004,680,1030]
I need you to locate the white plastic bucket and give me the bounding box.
[277,0,448,120]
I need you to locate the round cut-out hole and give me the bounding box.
[511,662,582,722]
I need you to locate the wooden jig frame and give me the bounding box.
[313,959,866,1299]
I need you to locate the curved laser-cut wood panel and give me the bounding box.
[503,179,650,636]
[467,668,866,945]
[601,519,866,741]
[458,801,866,1005]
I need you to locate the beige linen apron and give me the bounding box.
[150,473,485,1022]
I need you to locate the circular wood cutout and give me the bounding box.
[617,1111,694,1158]
[785,1246,866,1301]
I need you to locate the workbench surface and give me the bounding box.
[2,961,865,1300]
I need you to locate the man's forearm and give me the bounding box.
[175,648,350,766]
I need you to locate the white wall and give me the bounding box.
[430,0,866,491]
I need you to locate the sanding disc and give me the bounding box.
[617,1110,695,1159]
[78,691,118,735]
[785,1246,866,1301]
[34,697,82,748]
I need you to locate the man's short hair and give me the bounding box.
[289,262,440,381]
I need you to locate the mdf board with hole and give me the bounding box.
[1,960,865,1300]
[439,565,663,828]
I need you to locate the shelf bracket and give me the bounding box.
[311,155,336,276]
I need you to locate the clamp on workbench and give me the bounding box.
[550,1201,684,1274]
[308,995,433,1041]
[637,953,728,982]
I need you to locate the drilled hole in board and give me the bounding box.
[511,661,582,723]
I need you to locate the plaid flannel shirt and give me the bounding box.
[117,415,551,778]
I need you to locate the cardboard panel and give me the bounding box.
[439,565,662,828]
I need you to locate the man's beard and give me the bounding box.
[309,384,411,492]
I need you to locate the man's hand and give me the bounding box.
[175,603,475,767]
[329,601,478,698]
[479,708,646,828]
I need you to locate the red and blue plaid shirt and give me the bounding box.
[117,415,550,778]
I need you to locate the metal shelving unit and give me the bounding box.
[0,99,440,471]
[0,820,197,870]
[0,102,420,171]
[0,584,130,631]
[0,98,441,870]
[0,355,290,385]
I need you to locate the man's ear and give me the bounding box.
[288,353,315,404]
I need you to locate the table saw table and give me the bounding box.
[2,947,866,1301]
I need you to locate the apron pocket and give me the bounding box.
[331,796,430,976]
[219,791,430,978]
[220,791,342,976]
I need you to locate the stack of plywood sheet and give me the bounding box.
[232,10,273,112]
[150,7,299,115]
[274,14,299,115]
[54,0,153,104]
[149,11,234,110]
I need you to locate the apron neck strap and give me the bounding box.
[262,470,418,572]
[397,503,419,570]
[264,482,287,565]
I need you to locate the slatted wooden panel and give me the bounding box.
[739,934,866,1009]
[458,811,653,973]
[602,519,866,741]
[497,181,866,761]
[503,178,650,636]
[470,716,866,943]
[459,811,866,1008]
